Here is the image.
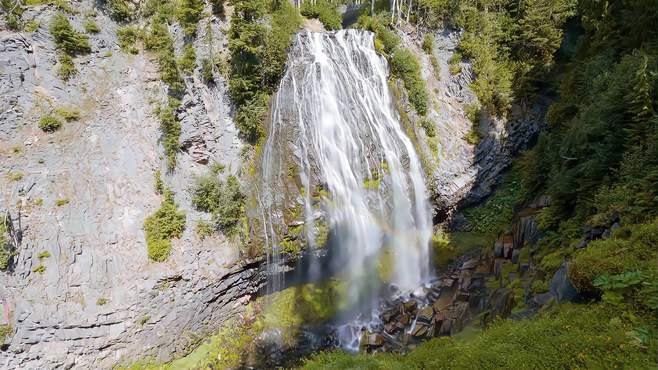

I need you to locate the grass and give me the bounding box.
[7,171,23,182]
[54,107,80,121]
[117,25,140,54]
[419,118,436,137]
[195,220,214,239]
[83,19,100,33]
[24,20,39,32]
[32,264,46,274]
[302,303,656,369]
[463,169,524,234]
[38,115,62,132]
[432,231,493,267]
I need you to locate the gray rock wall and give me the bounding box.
[394,27,544,217]
[0,3,264,369]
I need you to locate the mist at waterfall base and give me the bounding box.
[259,29,433,352]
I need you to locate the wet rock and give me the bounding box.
[532,292,555,308]
[511,249,521,263]
[481,288,515,326]
[417,306,434,325]
[550,264,583,303]
[494,241,504,258]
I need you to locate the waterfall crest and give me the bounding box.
[260,29,431,304]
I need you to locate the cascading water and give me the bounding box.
[259,29,432,348]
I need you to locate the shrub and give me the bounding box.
[143,190,186,262]
[24,20,39,32]
[57,53,76,80]
[390,48,429,116]
[32,264,46,274]
[1,0,24,30]
[448,51,461,75]
[145,19,184,96]
[178,43,196,75]
[50,13,90,55]
[419,118,436,137]
[54,107,80,121]
[430,54,440,78]
[83,19,100,33]
[196,220,214,239]
[108,0,133,21]
[209,0,224,16]
[37,250,51,259]
[201,57,214,83]
[422,34,434,54]
[177,0,204,36]
[117,25,140,54]
[154,170,164,194]
[300,0,342,30]
[38,115,62,132]
[463,170,524,234]
[7,171,23,182]
[155,99,181,171]
[55,198,69,206]
[192,174,245,236]
[96,297,108,305]
[234,93,268,143]
[464,127,480,145]
[0,324,11,343]
[569,219,657,296]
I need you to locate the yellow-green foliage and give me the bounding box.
[390,48,429,116]
[55,198,69,206]
[195,220,214,239]
[96,297,108,305]
[177,0,204,36]
[117,25,140,54]
[419,118,436,137]
[32,264,46,274]
[7,171,23,182]
[301,0,342,30]
[258,280,347,344]
[57,53,76,80]
[38,115,63,132]
[177,43,196,75]
[463,168,524,234]
[0,324,11,343]
[50,12,90,80]
[155,98,182,171]
[83,19,100,33]
[432,231,492,267]
[37,250,51,259]
[143,190,186,262]
[0,220,9,270]
[24,20,39,32]
[54,107,80,121]
[422,34,434,54]
[144,19,184,96]
[303,304,655,369]
[191,174,245,236]
[569,219,657,297]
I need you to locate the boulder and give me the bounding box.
[481,288,515,326]
[417,306,434,325]
[550,264,583,303]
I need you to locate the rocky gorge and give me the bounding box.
[0,0,584,368]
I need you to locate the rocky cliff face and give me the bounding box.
[0,4,265,369]
[394,26,545,217]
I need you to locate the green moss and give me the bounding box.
[7,171,23,182]
[24,20,39,32]
[258,280,347,345]
[301,0,342,30]
[0,324,12,343]
[55,198,69,206]
[303,304,656,369]
[143,190,186,262]
[83,19,100,33]
[432,231,492,267]
[54,107,80,121]
[38,115,63,132]
[37,250,51,259]
[32,264,46,274]
[463,169,524,234]
[363,177,381,190]
[96,297,108,305]
[569,219,657,297]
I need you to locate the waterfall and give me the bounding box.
[260,29,432,319]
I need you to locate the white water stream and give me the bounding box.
[260,29,432,347]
